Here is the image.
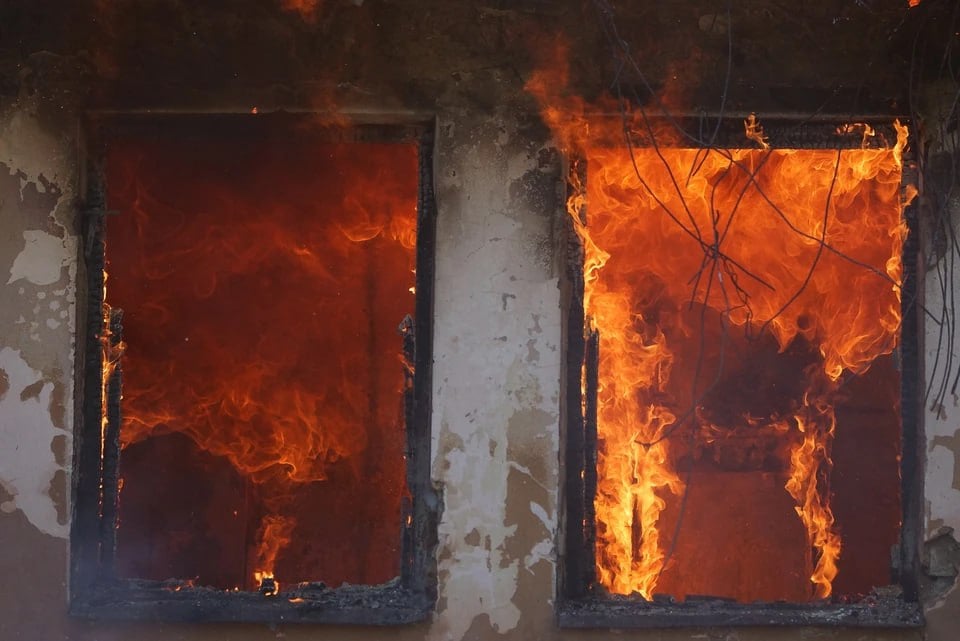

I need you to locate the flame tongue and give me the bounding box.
[785,405,841,599]
[785,375,842,599]
[254,514,296,594]
[587,297,683,597]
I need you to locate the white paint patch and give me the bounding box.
[528,501,551,532]
[0,347,69,538]
[524,538,554,572]
[7,230,72,286]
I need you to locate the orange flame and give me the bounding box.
[785,393,840,599]
[279,0,323,22]
[528,47,909,600]
[836,122,876,149]
[744,113,770,150]
[253,514,295,594]
[105,136,416,590]
[108,143,415,481]
[578,145,905,599]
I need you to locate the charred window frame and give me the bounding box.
[557,118,924,628]
[70,114,439,624]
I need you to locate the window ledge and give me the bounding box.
[70,578,433,625]
[557,593,923,629]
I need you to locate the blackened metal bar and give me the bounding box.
[561,156,589,599]
[583,327,599,590]
[71,157,108,605]
[561,294,586,598]
[581,114,907,151]
[399,312,415,584]
[99,308,124,575]
[90,114,425,146]
[898,158,923,602]
[405,126,438,605]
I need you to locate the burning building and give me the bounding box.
[0,1,959,640]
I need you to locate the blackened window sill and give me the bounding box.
[70,577,433,625]
[557,593,923,629]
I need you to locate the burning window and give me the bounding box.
[71,117,437,623]
[559,120,922,626]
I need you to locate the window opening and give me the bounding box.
[71,116,437,624]
[560,119,923,627]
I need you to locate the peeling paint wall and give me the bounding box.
[923,209,960,538]
[924,211,960,542]
[920,230,960,640]
[0,98,76,544]
[429,103,561,641]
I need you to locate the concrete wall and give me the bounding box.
[918,78,960,639]
[0,1,957,640]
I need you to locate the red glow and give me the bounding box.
[106,125,416,590]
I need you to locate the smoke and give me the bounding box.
[279,0,324,22]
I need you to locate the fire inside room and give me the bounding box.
[570,123,911,604]
[98,123,419,593]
